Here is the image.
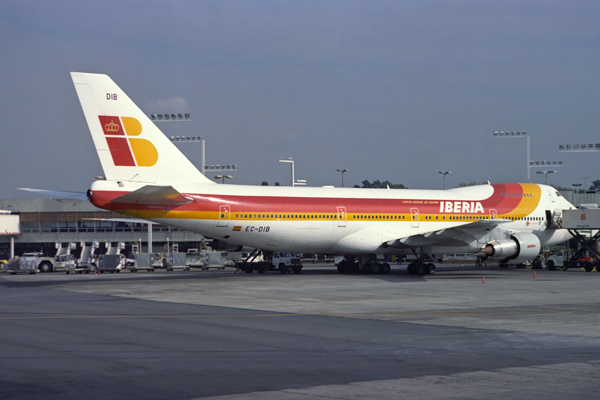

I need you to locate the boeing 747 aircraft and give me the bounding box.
[71,72,575,275]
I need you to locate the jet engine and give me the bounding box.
[477,232,541,264]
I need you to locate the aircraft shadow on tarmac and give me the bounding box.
[0,264,520,288]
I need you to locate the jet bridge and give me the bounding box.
[559,207,600,272]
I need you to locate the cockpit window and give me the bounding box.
[556,191,562,197]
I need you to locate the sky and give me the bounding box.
[1,0,600,199]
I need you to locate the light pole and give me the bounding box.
[336,169,349,187]
[439,171,451,190]
[279,157,295,186]
[536,170,556,185]
[214,174,232,184]
[493,131,530,181]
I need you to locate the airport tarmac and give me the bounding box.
[1,264,599,399]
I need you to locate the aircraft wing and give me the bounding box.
[110,185,193,206]
[384,218,510,248]
[18,188,89,201]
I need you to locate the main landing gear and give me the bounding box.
[405,248,436,276]
[406,261,436,275]
[336,256,391,275]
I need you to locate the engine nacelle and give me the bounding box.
[478,232,541,264]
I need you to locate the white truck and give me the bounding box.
[21,252,84,273]
[24,242,93,273]
[22,252,55,272]
[235,251,303,274]
[23,242,75,272]
[546,251,563,271]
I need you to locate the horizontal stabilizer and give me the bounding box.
[82,217,158,224]
[19,188,89,201]
[111,185,193,206]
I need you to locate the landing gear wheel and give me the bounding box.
[426,263,436,275]
[415,263,426,275]
[369,263,381,274]
[407,263,415,275]
[381,263,391,274]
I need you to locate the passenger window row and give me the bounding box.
[501,193,532,197]
[235,214,337,219]
[230,213,544,221]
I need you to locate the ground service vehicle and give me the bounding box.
[235,251,303,274]
[22,252,56,273]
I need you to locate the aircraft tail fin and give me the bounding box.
[70,72,213,185]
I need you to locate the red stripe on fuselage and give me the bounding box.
[89,184,535,216]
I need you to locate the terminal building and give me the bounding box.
[0,198,206,259]
[0,190,597,260]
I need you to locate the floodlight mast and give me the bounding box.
[151,113,191,122]
[559,143,600,153]
[536,170,556,185]
[214,174,233,184]
[438,171,451,190]
[169,135,206,175]
[156,113,238,176]
[493,131,530,182]
[279,157,295,186]
[336,169,349,187]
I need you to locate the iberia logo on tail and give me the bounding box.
[98,116,158,167]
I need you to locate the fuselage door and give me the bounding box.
[217,205,230,227]
[490,209,497,219]
[411,208,419,228]
[337,207,347,227]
